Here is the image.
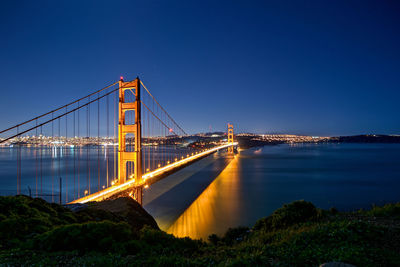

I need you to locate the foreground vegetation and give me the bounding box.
[0,196,399,266]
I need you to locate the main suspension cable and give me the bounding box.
[140,81,188,136]
[0,87,119,144]
[0,81,118,134]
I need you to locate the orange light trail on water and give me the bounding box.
[167,155,241,239]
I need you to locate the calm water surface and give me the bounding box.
[144,143,400,239]
[1,143,399,240]
[0,145,190,202]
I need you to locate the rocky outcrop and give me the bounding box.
[67,197,159,231]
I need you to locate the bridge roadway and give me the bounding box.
[69,142,238,204]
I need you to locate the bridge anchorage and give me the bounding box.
[0,76,238,206]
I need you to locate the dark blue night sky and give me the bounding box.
[0,0,399,136]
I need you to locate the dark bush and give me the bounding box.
[266,220,395,267]
[208,234,221,245]
[366,203,400,219]
[0,195,80,248]
[254,200,318,231]
[330,207,339,215]
[2,195,399,267]
[221,226,250,245]
[139,226,204,255]
[34,221,133,252]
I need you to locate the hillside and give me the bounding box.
[0,196,399,266]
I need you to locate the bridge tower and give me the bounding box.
[118,77,143,205]
[227,123,234,153]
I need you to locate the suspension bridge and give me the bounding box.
[0,77,238,206]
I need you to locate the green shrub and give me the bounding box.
[0,195,81,248]
[221,226,250,245]
[139,226,204,255]
[366,203,400,219]
[264,220,398,267]
[254,200,318,231]
[208,234,221,245]
[1,196,400,267]
[34,221,133,252]
[329,207,338,215]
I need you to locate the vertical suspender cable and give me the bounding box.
[35,119,38,197]
[73,107,76,200]
[152,100,155,171]
[77,101,80,198]
[147,94,150,172]
[58,118,61,203]
[51,112,54,202]
[113,88,116,185]
[142,100,145,174]
[87,96,90,194]
[97,92,100,192]
[106,88,109,187]
[40,126,43,196]
[16,126,20,195]
[65,107,68,202]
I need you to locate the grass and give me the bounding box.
[364,202,400,219]
[0,196,399,266]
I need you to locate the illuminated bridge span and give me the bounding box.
[0,77,237,205]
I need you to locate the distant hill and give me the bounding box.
[334,135,400,143]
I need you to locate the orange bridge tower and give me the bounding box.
[118,77,143,205]
[227,123,234,154]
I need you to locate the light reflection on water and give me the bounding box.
[2,143,400,240]
[0,145,194,203]
[167,156,240,239]
[157,143,400,240]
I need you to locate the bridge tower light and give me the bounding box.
[118,77,143,205]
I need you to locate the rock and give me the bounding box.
[63,203,87,212]
[66,197,159,231]
[320,262,357,267]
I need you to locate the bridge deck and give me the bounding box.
[69,142,238,204]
